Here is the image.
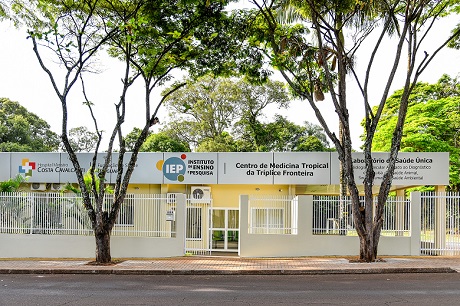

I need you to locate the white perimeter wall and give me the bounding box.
[0,194,423,258]
[238,194,421,257]
[0,199,187,259]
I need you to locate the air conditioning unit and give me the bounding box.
[30,183,47,191]
[190,186,211,202]
[166,193,182,204]
[51,183,64,191]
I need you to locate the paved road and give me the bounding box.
[1,273,460,305]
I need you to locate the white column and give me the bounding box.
[395,189,405,237]
[410,191,421,256]
[176,193,187,255]
[238,195,249,257]
[435,185,446,255]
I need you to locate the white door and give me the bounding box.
[210,208,239,252]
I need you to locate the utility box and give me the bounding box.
[166,209,175,221]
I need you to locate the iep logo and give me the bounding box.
[165,162,184,174]
[156,154,187,182]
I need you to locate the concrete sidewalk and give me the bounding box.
[1,256,460,275]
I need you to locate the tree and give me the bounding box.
[140,132,190,152]
[238,114,330,152]
[196,131,239,152]
[250,0,460,261]
[371,75,460,190]
[0,0,11,20]
[60,126,98,152]
[447,4,460,50]
[16,0,262,263]
[123,127,151,152]
[0,98,59,152]
[162,74,331,152]
[233,76,290,149]
[163,75,241,148]
[0,2,6,19]
[163,75,289,149]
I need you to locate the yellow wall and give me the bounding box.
[157,183,292,208]
[209,184,290,208]
[126,184,161,194]
[24,184,292,209]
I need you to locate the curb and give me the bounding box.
[0,267,456,275]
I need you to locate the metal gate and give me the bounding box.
[421,192,460,255]
[185,197,212,255]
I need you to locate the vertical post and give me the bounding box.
[410,191,421,256]
[30,193,34,234]
[395,189,405,236]
[238,195,249,257]
[298,195,312,237]
[435,186,446,255]
[175,193,187,255]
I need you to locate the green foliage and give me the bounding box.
[64,168,113,195]
[247,7,339,99]
[296,135,333,152]
[196,132,238,152]
[0,98,59,152]
[104,0,268,84]
[239,114,330,152]
[370,75,460,190]
[448,23,460,49]
[0,174,26,192]
[0,1,7,20]
[163,75,291,149]
[162,75,241,146]
[123,128,148,152]
[140,132,190,152]
[160,74,330,152]
[61,126,98,152]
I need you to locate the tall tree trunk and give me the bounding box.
[95,228,111,263]
[359,233,376,262]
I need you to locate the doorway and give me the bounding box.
[210,208,239,252]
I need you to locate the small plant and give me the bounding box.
[62,168,114,195]
[0,175,27,192]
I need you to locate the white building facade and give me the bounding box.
[0,152,452,258]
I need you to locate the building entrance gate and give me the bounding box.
[185,198,213,255]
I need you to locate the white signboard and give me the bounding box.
[59,153,94,183]
[11,152,61,183]
[159,152,218,184]
[67,153,164,184]
[0,153,11,181]
[273,152,331,184]
[0,152,450,186]
[218,153,274,184]
[330,152,450,185]
[128,152,164,184]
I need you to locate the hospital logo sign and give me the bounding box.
[18,158,36,177]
